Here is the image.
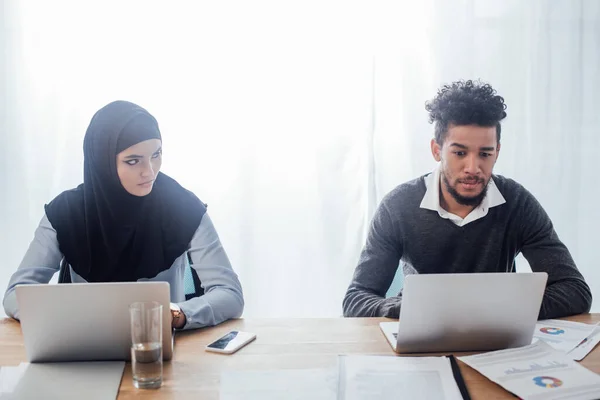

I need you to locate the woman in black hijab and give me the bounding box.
[3,101,244,329]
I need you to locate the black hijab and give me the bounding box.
[45,101,206,282]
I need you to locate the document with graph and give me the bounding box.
[532,319,598,353]
[458,341,600,400]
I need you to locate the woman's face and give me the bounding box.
[116,139,162,196]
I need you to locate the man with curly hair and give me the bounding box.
[343,80,592,320]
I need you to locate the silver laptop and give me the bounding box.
[16,282,173,362]
[380,272,548,353]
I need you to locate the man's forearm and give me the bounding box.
[343,199,403,318]
[539,277,592,320]
[343,285,401,317]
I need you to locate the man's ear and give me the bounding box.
[431,139,442,162]
[495,142,501,162]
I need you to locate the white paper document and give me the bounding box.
[567,326,600,361]
[220,355,466,400]
[338,355,464,400]
[532,320,597,353]
[0,364,28,395]
[220,368,338,400]
[459,341,600,400]
[0,361,125,400]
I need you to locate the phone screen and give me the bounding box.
[207,331,254,351]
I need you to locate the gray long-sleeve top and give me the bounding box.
[3,212,244,330]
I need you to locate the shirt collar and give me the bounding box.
[420,165,506,225]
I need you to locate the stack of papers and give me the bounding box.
[533,320,597,352]
[533,320,600,360]
[0,362,125,400]
[459,341,600,400]
[220,355,468,400]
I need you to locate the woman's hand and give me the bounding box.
[170,303,186,329]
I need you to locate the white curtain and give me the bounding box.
[1,0,598,318]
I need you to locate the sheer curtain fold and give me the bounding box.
[1,1,598,317]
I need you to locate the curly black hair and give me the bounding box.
[425,80,507,145]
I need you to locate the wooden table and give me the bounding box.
[1,314,599,399]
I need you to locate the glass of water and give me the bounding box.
[129,301,163,389]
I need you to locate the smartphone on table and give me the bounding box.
[205,330,256,354]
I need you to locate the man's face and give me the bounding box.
[431,124,500,207]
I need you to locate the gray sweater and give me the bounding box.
[343,174,592,320]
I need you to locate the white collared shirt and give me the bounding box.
[419,165,506,227]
